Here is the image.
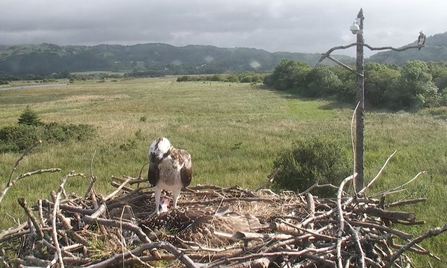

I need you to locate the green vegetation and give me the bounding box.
[0,42,351,77]
[176,72,265,83]
[266,59,447,111]
[0,78,446,266]
[272,137,351,197]
[0,106,96,153]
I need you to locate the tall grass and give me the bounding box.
[0,77,446,266]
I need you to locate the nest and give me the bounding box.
[1,173,446,268]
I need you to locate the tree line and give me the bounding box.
[264,59,447,111]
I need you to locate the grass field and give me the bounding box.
[0,77,447,266]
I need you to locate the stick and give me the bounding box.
[358,150,397,195]
[336,174,355,268]
[104,177,133,201]
[88,241,198,268]
[386,223,447,267]
[0,168,60,204]
[52,174,72,268]
[319,43,421,63]
[17,198,44,240]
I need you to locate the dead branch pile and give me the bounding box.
[1,173,446,268]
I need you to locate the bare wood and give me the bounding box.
[88,241,198,268]
[206,246,336,268]
[346,220,413,240]
[110,180,134,192]
[84,150,97,198]
[17,197,44,240]
[319,43,421,63]
[306,192,315,230]
[52,174,70,268]
[0,222,28,242]
[360,207,416,222]
[373,171,426,197]
[298,182,339,195]
[350,103,360,192]
[104,177,133,201]
[358,150,397,195]
[325,55,362,76]
[346,221,365,268]
[0,167,60,204]
[386,223,447,267]
[336,174,355,268]
[387,198,427,208]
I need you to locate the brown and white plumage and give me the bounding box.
[148,137,192,214]
[418,31,426,50]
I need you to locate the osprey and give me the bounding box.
[148,137,192,214]
[418,31,426,50]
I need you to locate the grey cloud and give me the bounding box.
[0,0,446,57]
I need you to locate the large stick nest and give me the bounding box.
[1,173,446,268]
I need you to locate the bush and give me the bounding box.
[18,106,43,126]
[0,125,40,152]
[0,122,96,153]
[271,137,351,197]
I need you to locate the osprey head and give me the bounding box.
[149,137,171,160]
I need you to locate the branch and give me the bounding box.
[358,150,397,195]
[385,223,447,267]
[7,140,42,186]
[88,242,198,268]
[336,174,355,268]
[0,167,61,204]
[319,43,421,62]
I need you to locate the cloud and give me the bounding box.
[0,0,446,57]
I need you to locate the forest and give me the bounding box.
[264,59,447,111]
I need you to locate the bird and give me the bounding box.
[148,137,192,214]
[418,31,426,50]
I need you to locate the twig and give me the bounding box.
[88,241,198,268]
[298,182,339,195]
[346,221,365,268]
[358,150,397,195]
[0,168,60,204]
[52,173,72,268]
[351,102,360,193]
[372,171,426,197]
[386,223,447,267]
[17,198,44,240]
[336,174,355,268]
[7,140,42,186]
[387,198,427,208]
[84,150,97,198]
[104,177,133,201]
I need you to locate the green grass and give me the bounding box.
[0,77,447,266]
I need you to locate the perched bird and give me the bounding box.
[418,31,426,50]
[148,137,192,214]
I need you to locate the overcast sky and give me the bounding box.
[1,0,445,57]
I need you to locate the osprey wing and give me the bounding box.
[179,149,192,188]
[148,158,160,186]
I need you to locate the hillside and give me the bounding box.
[1,31,446,76]
[0,43,353,76]
[368,31,447,65]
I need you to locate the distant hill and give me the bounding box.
[0,43,353,76]
[2,31,446,77]
[368,31,447,65]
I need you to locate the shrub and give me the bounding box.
[0,125,40,152]
[271,137,351,197]
[0,122,96,153]
[18,106,43,126]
